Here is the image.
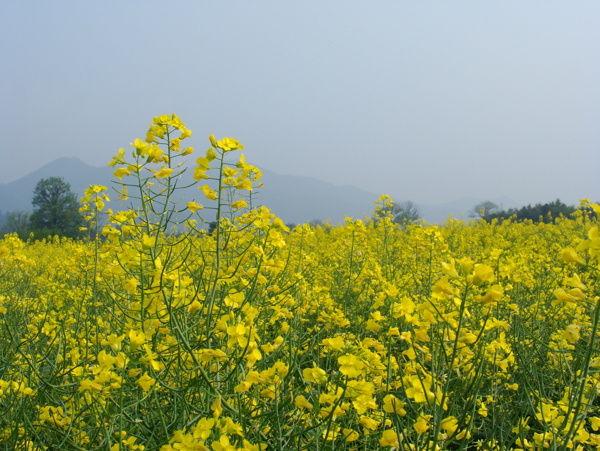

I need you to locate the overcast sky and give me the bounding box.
[1,1,599,207]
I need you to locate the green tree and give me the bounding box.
[469,200,500,219]
[29,177,84,239]
[482,199,576,223]
[376,200,420,225]
[393,201,420,224]
[0,211,30,240]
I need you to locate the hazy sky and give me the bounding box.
[1,1,599,207]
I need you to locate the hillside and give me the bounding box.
[0,158,380,225]
[0,158,515,224]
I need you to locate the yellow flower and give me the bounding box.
[123,277,139,294]
[470,264,495,285]
[100,334,125,351]
[199,184,218,201]
[108,147,126,167]
[211,396,223,418]
[404,374,434,403]
[441,259,459,278]
[379,429,399,447]
[128,329,146,348]
[432,277,454,300]
[131,138,149,156]
[476,284,504,304]
[302,365,328,384]
[382,394,406,415]
[413,414,432,434]
[338,354,364,378]
[456,257,474,275]
[387,327,400,336]
[148,144,165,161]
[142,234,156,249]
[321,336,345,352]
[359,415,380,431]
[343,429,360,442]
[192,418,215,440]
[219,418,243,436]
[235,178,253,191]
[188,299,202,313]
[141,344,162,371]
[231,199,248,209]
[552,287,585,306]
[152,167,173,178]
[136,372,155,392]
[561,247,585,264]
[441,416,458,434]
[589,416,600,431]
[79,379,103,392]
[458,332,478,344]
[215,137,244,152]
[113,167,131,180]
[366,319,382,332]
[402,346,416,361]
[187,201,204,213]
[196,349,228,363]
[97,350,116,369]
[223,167,239,177]
[212,435,236,451]
[294,395,313,410]
[226,323,248,348]
[563,324,581,344]
[565,273,586,290]
[115,353,129,369]
[478,401,488,417]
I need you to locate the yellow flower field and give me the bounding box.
[1,115,599,450]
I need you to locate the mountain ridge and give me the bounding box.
[0,157,513,224]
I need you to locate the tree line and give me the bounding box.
[0,177,595,240]
[469,199,597,223]
[0,177,84,240]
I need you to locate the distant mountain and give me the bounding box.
[0,158,113,214]
[259,170,377,224]
[0,157,517,225]
[0,158,380,225]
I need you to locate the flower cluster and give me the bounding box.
[1,116,599,450]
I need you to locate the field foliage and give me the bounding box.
[1,115,600,450]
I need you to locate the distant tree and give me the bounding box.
[580,202,600,221]
[393,201,420,224]
[376,201,420,225]
[469,201,500,219]
[207,221,218,235]
[0,211,31,240]
[482,199,576,223]
[29,177,84,239]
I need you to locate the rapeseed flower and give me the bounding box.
[3,115,598,450]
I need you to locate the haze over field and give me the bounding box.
[1,1,599,207]
[0,157,505,225]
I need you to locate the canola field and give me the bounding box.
[1,115,600,450]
